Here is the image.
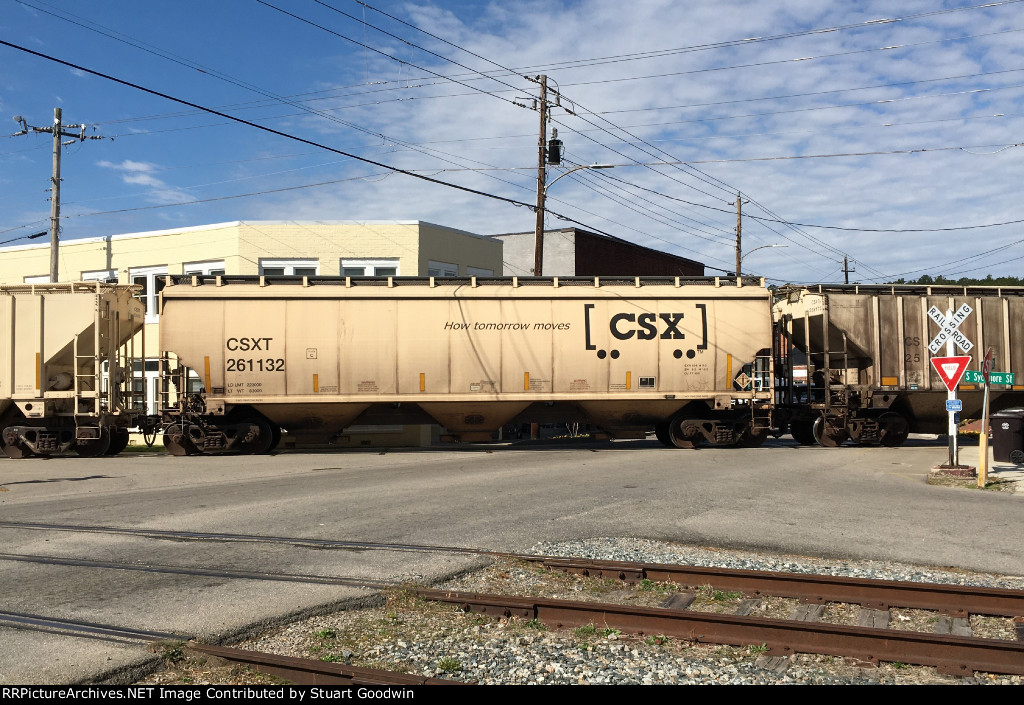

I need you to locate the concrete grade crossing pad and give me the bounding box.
[0,436,1020,684]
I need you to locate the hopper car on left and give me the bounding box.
[0,282,159,458]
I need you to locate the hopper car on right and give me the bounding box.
[773,284,1024,447]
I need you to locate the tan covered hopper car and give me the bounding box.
[157,275,774,455]
[773,284,1024,446]
[0,282,153,458]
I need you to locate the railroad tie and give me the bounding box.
[934,615,973,637]
[658,592,696,610]
[733,599,760,617]
[857,608,890,629]
[789,604,826,622]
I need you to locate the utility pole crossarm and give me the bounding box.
[10,108,104,282]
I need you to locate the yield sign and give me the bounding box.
[930,355,972,392]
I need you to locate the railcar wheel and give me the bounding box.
[654,422,673,448]
[879,412,909,447]
[668,417,704,449]
[163,424,199,456]
[812,416,848,448]
[75,429,111,457]
[740,427,769,447]
[104,429,131,456]
[236,418,274,455]
[0,430,33,459]
[267,424,282,452]
[789,418,816,445]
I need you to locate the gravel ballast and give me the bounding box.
[139,538,1024,686]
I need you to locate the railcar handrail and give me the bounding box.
[775,282,1024,298]
[164,274,768,289]
[0,281,142,295]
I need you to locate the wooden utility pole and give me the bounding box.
[533,75,549,277]
[732,193,746,276]
[12,108,103,282]
[843,255,855,284]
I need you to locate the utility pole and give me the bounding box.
[731,192,747,276]
[843,255,855,284]
[11,108,104,282]
[532,74,549,277]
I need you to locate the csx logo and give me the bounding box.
[609,312,685,340]
[226,337,273,351]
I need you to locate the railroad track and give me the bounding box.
[410,585,1024,677]
[3,521,1024,680]
[0,612,460,685]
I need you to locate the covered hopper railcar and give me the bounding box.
[156,275,775,454]
[0,282,154,458]
[773,284,1024,447]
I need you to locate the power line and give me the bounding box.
[0,39,610,234]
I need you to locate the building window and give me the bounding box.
[130,266,168,322]
[466,266,493,277]
[23,275,50,284]
[259,259,319,276]
[82,269,118,283]
[341,258,399,277]
[183,260,226,276]
[427,260,458,277]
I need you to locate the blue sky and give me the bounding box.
[2,0,1024,283]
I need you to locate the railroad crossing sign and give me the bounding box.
[930,355,972,392]
[927,303,974,354]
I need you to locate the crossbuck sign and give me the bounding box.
[927,303,974,355]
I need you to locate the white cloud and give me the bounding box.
[5,0,1024,282]
[97,159,192,205]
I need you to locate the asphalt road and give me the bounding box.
[1,435,1021,684]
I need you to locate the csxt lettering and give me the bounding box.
[610,313,685,340]
[226,337,273,351]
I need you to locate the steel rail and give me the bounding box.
[537,558,1024,618]
[188,643,466,685]
[0,552,392,589]
[4,521,1023,617]
[412,588,1024,677]
[0,609,191,643]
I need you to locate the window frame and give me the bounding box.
[81,269,118,283]
[129,265,168,323]
[340,258,400,277]
[259,258,319,276]
[183,260,226,276]
[426,260,458,277]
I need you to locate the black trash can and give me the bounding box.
[990,408,1024,463]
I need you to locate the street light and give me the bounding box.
[740,244,787,264]
[534,163,614,276]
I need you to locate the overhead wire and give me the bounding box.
[349,0,1024,273]
[11,0,543,202]
[0,38,625,240]
[8,1,1020,277]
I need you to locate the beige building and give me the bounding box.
[0,220,502,448]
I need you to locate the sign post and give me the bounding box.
[978,347,994,487]
[928,303,974,468]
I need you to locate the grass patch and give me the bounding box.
[572,624,597,640]
[927,474,1017,492]
[437,657,462,673]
